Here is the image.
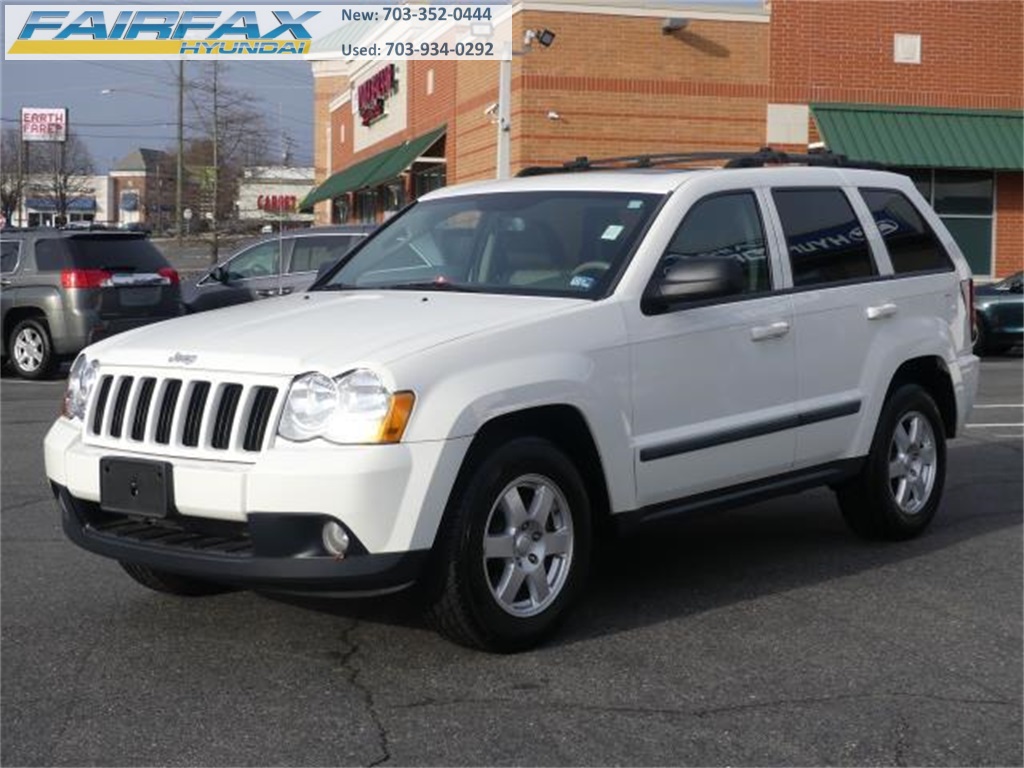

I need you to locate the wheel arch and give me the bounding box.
[3,306,50,359]
[884,356,958,438]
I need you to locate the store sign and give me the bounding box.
[257,194,298,212]
[21,107,67,142]
[358,63,397,127]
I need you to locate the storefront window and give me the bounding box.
[894,168,994,276]
[412,165,447,198]
[933,171,994,216]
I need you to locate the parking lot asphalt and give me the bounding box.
[1,356,1021,766]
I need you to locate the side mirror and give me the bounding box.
[643,256,745,314]
[1010,280,1023,294]
[210,265,229,284]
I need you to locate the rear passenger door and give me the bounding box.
[0,239,22,356]
[767,186,892,468]
[627,190,798,506]
[283,234,364,295]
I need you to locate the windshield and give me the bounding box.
[318,191,664,297]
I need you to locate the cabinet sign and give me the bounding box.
[21,107,67,142]
[358,64,397,126]
[257,194,298,212]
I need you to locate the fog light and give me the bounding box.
[322,520,350,557]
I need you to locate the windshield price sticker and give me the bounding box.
[4,4,512,60]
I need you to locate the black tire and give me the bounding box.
[837,384,946,541]
[120,562,234,596]
[8,318,55,380]
[426,437,592,653]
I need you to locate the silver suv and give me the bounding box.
[1,229,182,379]
[181,225,375,313]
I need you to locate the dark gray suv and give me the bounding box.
[1,229,182,379]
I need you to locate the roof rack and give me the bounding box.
[516,147,885,176]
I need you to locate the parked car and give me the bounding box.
[1,229,181,379]
[181,225,375,313]
[974,271,1022,355]
[45,151,980,651]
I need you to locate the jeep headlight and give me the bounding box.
[62,354,100,421]
[278,369,415,444]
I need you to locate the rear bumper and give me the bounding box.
[53,483,429,594]
[954,352,981,435]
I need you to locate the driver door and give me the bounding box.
[625,190,798,507]
[187,240,289,313]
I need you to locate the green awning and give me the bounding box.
[811,104,1024,170]
[300,125,446,210]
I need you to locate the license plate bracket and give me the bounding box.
[100,458,174,518]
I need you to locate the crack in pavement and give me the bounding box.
[892,714,910,767]
[0,496,52,513]
[336,620,391,767]
[391,690,1018,721]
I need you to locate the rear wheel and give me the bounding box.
[9,318,54,380]
[837,384,946,540]
[426,437,592,652]
[120,562,234,596]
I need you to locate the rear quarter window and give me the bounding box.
[35,236,169,272]
[860,188,954,274]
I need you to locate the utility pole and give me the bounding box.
[176,60,184,246]
[211,62,219,262]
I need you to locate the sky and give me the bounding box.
[0,58,317,172]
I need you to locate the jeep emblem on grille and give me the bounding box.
[168,352,197,365]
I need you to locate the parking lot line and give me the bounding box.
[965,423,1024,428]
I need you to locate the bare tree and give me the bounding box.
[0,128,25,225]
[28,132,95,226]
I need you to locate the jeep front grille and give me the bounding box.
[87,372,281,457]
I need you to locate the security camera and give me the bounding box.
[483,102,499,118]
[662,17,689,34]
[546,110,561,121]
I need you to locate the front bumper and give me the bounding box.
[53,483,428,593]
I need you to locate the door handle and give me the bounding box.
[279,287,293,296]
[255,289,278,298]
[750,321,791,341]
[866,303,898,320]
[0,278,11,287]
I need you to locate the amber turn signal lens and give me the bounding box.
[377,391,416,443]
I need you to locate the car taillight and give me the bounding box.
[61,268,112,289]
[158,267,180,285]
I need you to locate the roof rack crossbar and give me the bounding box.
[516,147,886,176]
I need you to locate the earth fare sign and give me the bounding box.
[3,4,511,60]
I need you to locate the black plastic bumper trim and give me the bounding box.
[54,484,428,594]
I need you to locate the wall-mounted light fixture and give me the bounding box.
[662,18,689,34]
[523,28,556,50]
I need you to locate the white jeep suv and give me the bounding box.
[44,153,980,652]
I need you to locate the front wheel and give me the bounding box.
[426,437,592,652]
[837,384,946,540]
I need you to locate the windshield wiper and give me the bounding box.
[314,282,362,292]
[381,281,483,292]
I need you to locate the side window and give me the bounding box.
[225,242,282,280]
[289,235,361,274]
[860,188,954,274]
[772,188,876,287]
[661,191,771,295]
[1,241,20,273]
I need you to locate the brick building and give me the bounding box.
[304,1,771,220]
[304,0,1023,278]
[766,0,1023,278]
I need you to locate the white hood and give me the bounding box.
[88,290,584,375]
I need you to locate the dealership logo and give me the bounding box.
[8,8,318,56]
